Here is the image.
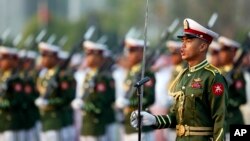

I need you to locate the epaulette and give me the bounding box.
[204,64,221,76]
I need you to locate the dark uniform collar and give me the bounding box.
[189,60,208,72]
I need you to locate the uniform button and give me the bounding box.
[187,74,191,77]
[191,94,194,97]
[182,86,185,90]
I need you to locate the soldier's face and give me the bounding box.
[41,53,58,68]
[0,58,13,70]
[85,49,103,67]
[170,50,182,65]
[219,46,236,65]
[180,37,206,61]
[126,47,143,66]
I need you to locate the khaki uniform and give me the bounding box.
[153,60,228,141]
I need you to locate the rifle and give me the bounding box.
[146,19,179,69]
[225,32,250,84]
[42,26,96,99]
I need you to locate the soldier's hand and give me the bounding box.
[130,111,156,128]
[71,98,84,110]
[115,97,130,109]
[35,97,48,108]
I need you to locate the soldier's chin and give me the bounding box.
[181,55,187,60]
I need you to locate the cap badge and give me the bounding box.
[191,78,202,88]
[184,20,189,29]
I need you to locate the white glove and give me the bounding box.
[71,98,84,110]
[35,97,48,108]
[115,97,130,109]
[130,111,156,128]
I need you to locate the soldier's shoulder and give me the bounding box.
[204,64,222,76]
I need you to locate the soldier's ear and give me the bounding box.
[199,42,209,52]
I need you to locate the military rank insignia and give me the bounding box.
[212,83,224,96]
[191,78,202,88]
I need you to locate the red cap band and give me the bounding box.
[185,29,213,43]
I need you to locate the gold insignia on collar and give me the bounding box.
[184,20,189,29]
[194,78,202,82]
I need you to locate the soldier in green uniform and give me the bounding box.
[217,36,247,140]
[115,37,155,141]
[0,46,24,141]
[71,40,115,141]
[131,18,228,141]
[35,42,76,141]
[57,49,76,141]
[18,49,40,141]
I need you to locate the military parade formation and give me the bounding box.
[0,13,250,141]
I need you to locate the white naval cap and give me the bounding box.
[83,40,108,51]
[218,36,240,48]
[166,40,182,53]
[166,40,182,49]
[38,42,60,53]
[18,50,37,59]
[209,41,220,51]
[0,46,17,55]
[124,37,149,48]
[58,50,69,60]
[178,18,219,43]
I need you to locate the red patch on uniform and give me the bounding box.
[212,83,224,96]
[96,83,106,92]
[14,83,22,92]
[191,82,202,88]
[145,79,154,87]
[60,81,69,90]
[235,80,243,89]
[24,85,32,94]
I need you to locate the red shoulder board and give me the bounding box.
[96,82,106,92]
[212,83,224,96]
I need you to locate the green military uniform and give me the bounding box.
[152,60,228,141]
[36,67,75,131]
[123,64,155,134]
[78,68,115,136]
[221,64,247,133]
[19,70,40,131]
[0,70,24,132]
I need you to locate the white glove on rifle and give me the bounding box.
[115,97,130,109]
[71,98,84,110]
[35,97,48,108]
[130,111,156,128]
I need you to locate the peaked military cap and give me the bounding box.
[38,42,60,53]
[178,18,219,43]
[218,36,240,48]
